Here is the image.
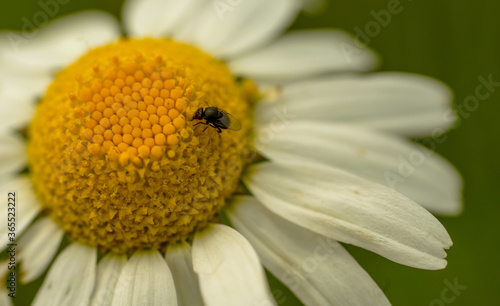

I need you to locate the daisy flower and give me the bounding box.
[0,0,462,305]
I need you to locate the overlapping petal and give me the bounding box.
[123,0,207,38]
[229,30,378,81]
[0,11,120,107]
[189,0,302,58]
[91,254,127,306]
[254,72,455,136]
[244,162,452,270]
[255,121,462,215]
[18,217,64,283]
[166,243,204,306]
[111,250,177,306]
[193,224,275,306]
[33,243,96,306]
[0,11,120,76]
[228,196,391,305]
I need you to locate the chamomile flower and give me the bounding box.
[0,0,461,305]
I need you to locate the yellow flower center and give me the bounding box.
[28,38,254,254]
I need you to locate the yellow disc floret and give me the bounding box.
[28,38,254,253]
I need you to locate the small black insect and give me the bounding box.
[193,107,241,133]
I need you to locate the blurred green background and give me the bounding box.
[1,0,499,305]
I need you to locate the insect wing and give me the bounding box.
[220,110,242,131]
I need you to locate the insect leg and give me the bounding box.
[207,123,221,133]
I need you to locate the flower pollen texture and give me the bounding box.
[28,38,253,253]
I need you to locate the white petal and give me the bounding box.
[91,254,127,306]
[244,162,452,270]
[0,260,9,281]
[0,177,42,252]
[166,243,204,306]
[112,249,177,306]
[0,71,52,109]
[0,97,36,132]
[33,243,96,306]
[228,196,390,305]
[0,11,120,76]
[192,224,275,306]
[0,287,13,306]
[255,72,455,137]
[123,0,207,38]
[0,133,27,178]
[193,0,302,58]
[228,30,378,82]
[0,11,120,112]
[255,122,462,215]
[18,217,64,283]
